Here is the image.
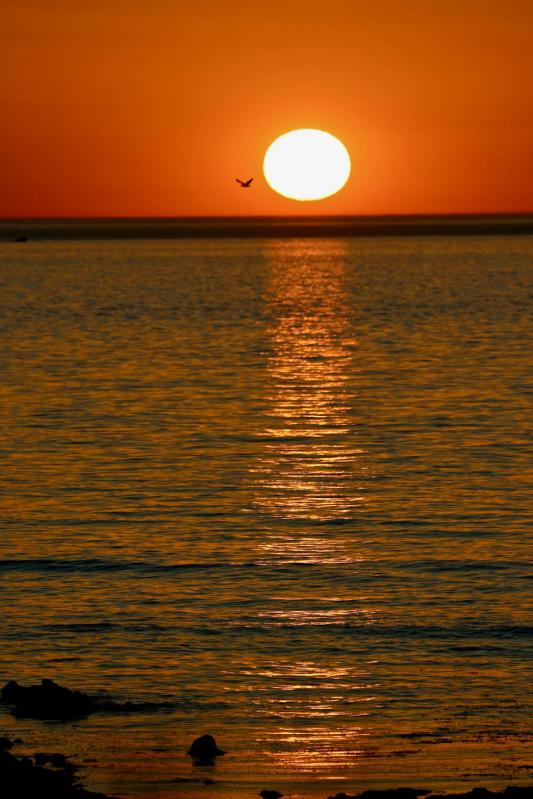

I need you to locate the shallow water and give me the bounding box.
[0,235,531,797]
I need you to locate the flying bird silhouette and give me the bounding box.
[236,177,254,188]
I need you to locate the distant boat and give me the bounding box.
[14,236,27,242]
[236,178,254,188]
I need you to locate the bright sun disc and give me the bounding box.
[263,128,351,201]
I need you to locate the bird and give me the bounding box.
[236,177,254,188]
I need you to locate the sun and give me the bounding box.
[263,129,351,201]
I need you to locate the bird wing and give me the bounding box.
[245,178,254,186]
[236,178,244,185]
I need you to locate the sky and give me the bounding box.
[1,0,532,217]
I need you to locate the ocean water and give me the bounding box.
[0,234,531,798]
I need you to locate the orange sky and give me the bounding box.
[1,0,532,216]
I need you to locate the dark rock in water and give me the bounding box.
[1,680,93,720]
[0,737,14,750]
[1,679,173,720]
[361,792,431,799]
[0,750,18,768]
[260,790,284,799]
[2,681,23,703]
[328,792,430,799]
[35,752,69,768]
[328,788,533,799]
[50,753,70,768]
[425,790,533,799]
[187,734,225,763]
[0,745,112,799]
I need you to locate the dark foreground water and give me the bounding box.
[0,234,531,798]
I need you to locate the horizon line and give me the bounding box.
[2,211,533,222]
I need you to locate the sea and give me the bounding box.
[0,220,531,798]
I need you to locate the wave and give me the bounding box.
[0,556,528,575]
[11,616,533,641]
[234,620,533,637]
[0,558,223,574]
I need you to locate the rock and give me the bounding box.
[335,789,533,799]
[0,750,18,769]
[0,745,112,799]
[1,682,22,703]
[50,753,70,768]
[187,734,225,763]
[1,679,93,720]
[35,753,69,768]
[0,737,14,750]
[328,792,431,799]
[1,679,173,721]
[428,791,532,799]
[260,790,284,799]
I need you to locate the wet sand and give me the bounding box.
[2,734,532,799]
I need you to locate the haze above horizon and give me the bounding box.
[1,0,532,217]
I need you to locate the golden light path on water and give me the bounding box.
[251,240,369,530]
[248,241,375,773]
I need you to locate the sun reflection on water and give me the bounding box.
[260,716,372,772]
[242,660,375,772]
[245,242,377,774]
[251,240,370,543]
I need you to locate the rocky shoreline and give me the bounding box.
[1,680,531,799]
[2,734,531,799]
[1,736,111,799]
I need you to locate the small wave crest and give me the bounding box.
[0,558,224,574]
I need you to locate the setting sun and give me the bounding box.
[263,129,351,201]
